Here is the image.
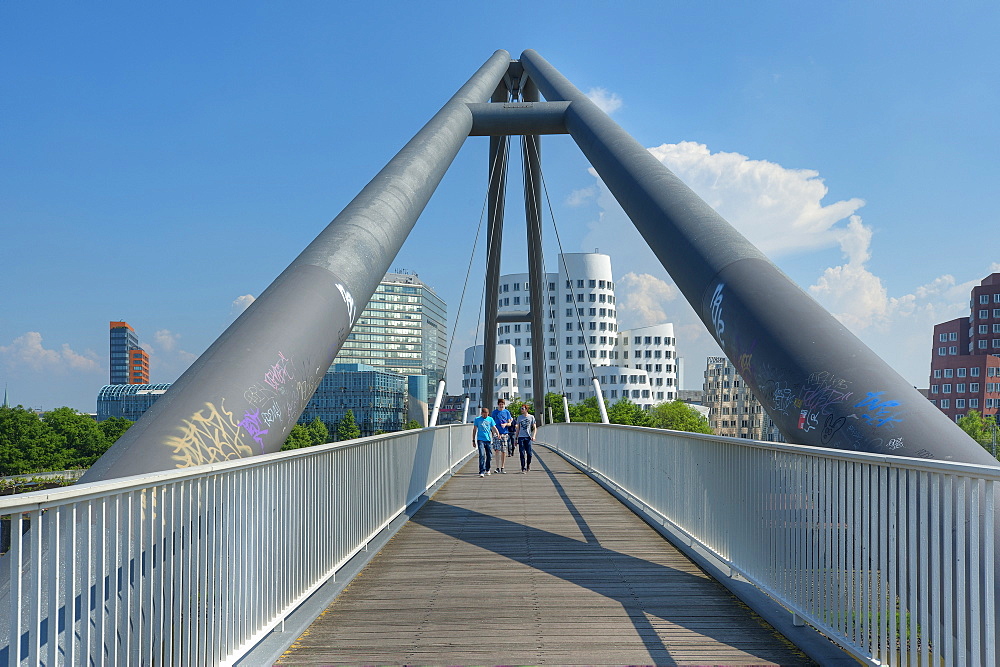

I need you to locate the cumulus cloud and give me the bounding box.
[586,87,623,114]
[570,139,986,387]
[0,332,99,372]
[647,141,866,257]
[566,187,597,207]
[153,329,179,352]
[616,273,678,327]
[231,294,256,315]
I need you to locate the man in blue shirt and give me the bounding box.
[490,398,514,473]
[472,407,500,477]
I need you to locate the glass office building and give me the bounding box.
[109,321,150,385]
[297,364,406,437]
[97,383,172,421]
[332,271,447,395]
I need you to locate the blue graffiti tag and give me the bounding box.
[854,391,903,428]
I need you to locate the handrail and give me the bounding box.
[0,423,472,666]
[542,422,998,666]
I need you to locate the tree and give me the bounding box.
[649,401,713,434]
[97,416,133,447]
[402,419,421,430]
[281,424,314,451]
[336,409,361,441]
[957,409,999,456]
[44,407,109,469]
[306,416,329,447]
[608,397,652,427]
[569,396,604,423]
[544,393,566,423]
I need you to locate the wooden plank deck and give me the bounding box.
[276,449,816,666]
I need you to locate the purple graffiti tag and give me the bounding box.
[854,391,904,428]
[263,351,294,391]
[238,408,269,452]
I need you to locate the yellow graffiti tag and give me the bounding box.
[165,401,255,468]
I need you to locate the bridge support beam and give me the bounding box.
[520,48,997,466]
[523,77,548,423]
[81,50,512,481]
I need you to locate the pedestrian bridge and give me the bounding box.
[1,422,995,665]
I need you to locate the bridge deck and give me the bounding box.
[277,448,815,666]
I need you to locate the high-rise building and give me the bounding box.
[297,363,406,436]
[928,273,1000,422]
[703,356,784,441]
[462,253,678,409]
[332,271,447,396]
[109,321,150,385]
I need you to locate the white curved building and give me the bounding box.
[463,252,678,411]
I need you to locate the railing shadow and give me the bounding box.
[411,452,814,666]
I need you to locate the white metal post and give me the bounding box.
[429,379,446,426]
[592,377,610,424]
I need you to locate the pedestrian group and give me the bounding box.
[472,398,537,477]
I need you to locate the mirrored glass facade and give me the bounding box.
[332,272,447,395]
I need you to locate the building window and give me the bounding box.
[939,333,948,342]
[971,399,980,408]
[981,310,989,319]
[943,384,952,393]
[933,370,941,378]
[958,368,967,377]
[931,385,939,394]
[981,295,991,304]
[949,332,958,341]
[971,383,981,392]
[957,383,966,393]
[938,347,947,356]
[940,399,950,409]
[980,340,989,349]
[588,280,596,288]
[957,399,967,409]
[949,346,958,355]
[944,369,954,378]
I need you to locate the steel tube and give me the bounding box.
[468,101,570,136]
[81,51,511,482]
[520,48,994,466]
[522,78,548,423]
[481,80,510,411]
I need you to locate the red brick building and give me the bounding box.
[929,274,1000,422]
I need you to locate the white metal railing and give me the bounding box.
[0,424,471,666]
[542,422,999,666]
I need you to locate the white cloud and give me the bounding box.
[231,294,256,315]
[0,332,99,372]
[647,141,865,257]
[153,329,179,352]
[586,87,623,114]
[616,273,678,326]
[566,187,596,207]
[570,139,988,388]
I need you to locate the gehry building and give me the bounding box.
[462,252,678,411]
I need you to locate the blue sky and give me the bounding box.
[2,2,998,411]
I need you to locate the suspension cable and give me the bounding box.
[522,134,601,389]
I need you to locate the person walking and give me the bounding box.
[473,407,500,477]
[490,398,514,474]
[514,403,537,473]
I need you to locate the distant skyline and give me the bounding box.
[2,3,998,411]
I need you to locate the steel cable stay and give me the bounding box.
[436,133,511,423]
[522,133,609,423]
